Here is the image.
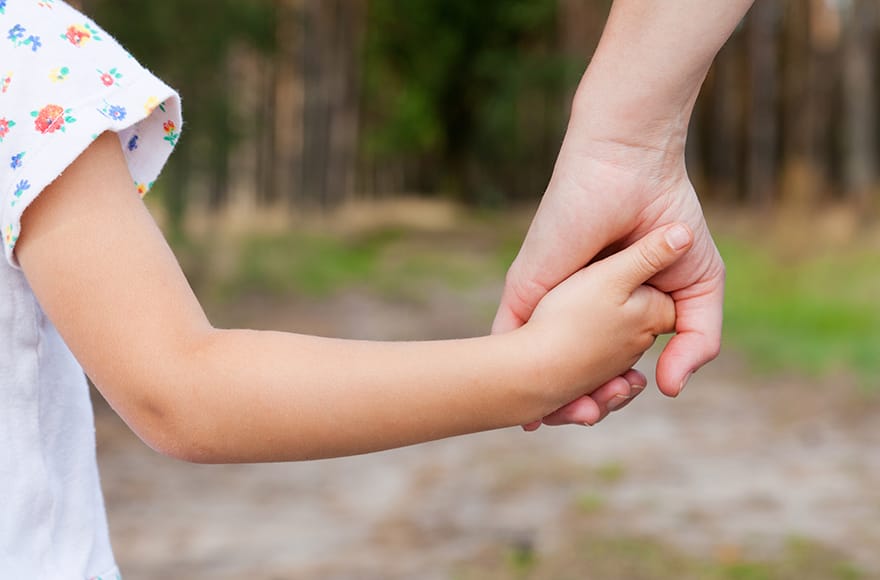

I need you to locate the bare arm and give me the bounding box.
[496,0,754,411]
[17,133,688,463]
[573,0,755,145]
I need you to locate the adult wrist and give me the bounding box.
[567,69,695,160]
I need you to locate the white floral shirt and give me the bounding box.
[0,1,181,578]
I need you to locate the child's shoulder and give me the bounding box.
[0,0,181,268]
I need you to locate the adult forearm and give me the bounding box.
[571,0,755,149]
[154,328,544,463]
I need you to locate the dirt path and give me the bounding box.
[96,292,880,579]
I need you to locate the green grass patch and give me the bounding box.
[456,534,866,580]
[213,227,499,303]
[718,236,880,388]
[230,229,399,298]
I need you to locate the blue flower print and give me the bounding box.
[127,135,139,151]
[97,101,127,122]
[10,152,24,170]
[108,105,126,121]
[8,25,25,42]
[8,25,42,52]
[0,0,7,15]
[12,180,31,206]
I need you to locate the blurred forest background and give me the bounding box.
[75,0,880,223]
[63,1,880,578]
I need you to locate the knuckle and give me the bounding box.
[703,337,722,362]
[504,265,550,321]
[635,242,665,274]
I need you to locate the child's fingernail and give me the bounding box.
[678,372,693,396]
[665,224,691,250]
[606,394,630,411]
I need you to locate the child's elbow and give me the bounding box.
[136,408,224,464]
[113,377,224,464]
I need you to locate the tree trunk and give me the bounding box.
[746,0,780,207]
[780,0,817,206]
[301,0,366,208]
[841,0,878,208]
[708,34,743,202]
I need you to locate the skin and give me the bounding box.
[495,0,756,429]
[15,132,690,463]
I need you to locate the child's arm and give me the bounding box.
[16,133,689,464]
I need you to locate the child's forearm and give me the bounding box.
[15,133,570,464]
[150,328,544,463]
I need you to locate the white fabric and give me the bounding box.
[0,1,181,577]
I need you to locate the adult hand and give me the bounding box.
[492,0,748,429]
[495,132,724,428]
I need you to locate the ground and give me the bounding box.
[96,293,880,580]
[98,201,880,579]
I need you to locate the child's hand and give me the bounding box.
[522,223,692,425]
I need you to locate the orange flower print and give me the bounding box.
[31,104,76,134]
[0,117,15,142]
[62,23,101,47]
[135,182,148,196]
[163,120,179,146]
[1,72,11,93]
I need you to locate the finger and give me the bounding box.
[601,368,648,414]
[540,391,606,426]
[493,299,528,335]
[541,368,643,426]
[655,275,724,397]
[492,194,619,333]
[630,285,677,335]
[522,419,542,432]
[595,223,693,293]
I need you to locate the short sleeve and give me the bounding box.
[0,0,182,268]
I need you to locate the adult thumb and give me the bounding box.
[600,223,693,291]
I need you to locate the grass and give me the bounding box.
[718,235,880,388]
[205,226,499,303]
[455,534,866,580]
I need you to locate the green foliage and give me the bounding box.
[719,236,880,388]
[362,0,576,202]
[87,0,276,230]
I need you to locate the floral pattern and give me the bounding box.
[49,65,70,83]
[163,119,179,146]
[62,22,101,47]
[31,104,76,134]
[97,100,127,122]
[0,117,14,142]
[7,23,42,52]
[1,0,183,263]
[97,67,122,87]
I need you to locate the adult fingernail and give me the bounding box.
[582,422,593,428]
[665,224,691,251]
[606,394,630,412]
[678,372,692,396]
